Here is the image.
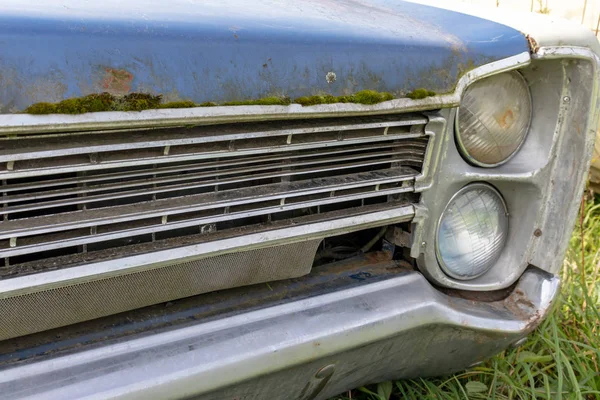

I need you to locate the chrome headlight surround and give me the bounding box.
[412,48,599,291]
[455,71,533,168]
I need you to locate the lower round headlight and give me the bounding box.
[456,70,531,167]
[436,183,508,280]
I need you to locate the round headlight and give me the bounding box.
[436,183,508,280]
[456,71,531,167]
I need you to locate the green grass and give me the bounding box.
[331,193,600,400]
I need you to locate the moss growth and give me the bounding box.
[25,92,164,114]
[406,88,436,100]
[222,96,291,106]
[294,90,393,106]
[24,89,404,115]
[54,93,113,114]
[24,93,293,114]
[24,102,58,115]
[118,93,163,111]
[159,100,197,109]
[352,90,394,104]
[53,98,85,114]
[294,95,338,106]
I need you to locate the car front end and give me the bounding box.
[0,1,598,399]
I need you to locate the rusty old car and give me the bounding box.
[0,0,598,399]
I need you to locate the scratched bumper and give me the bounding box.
[0,266,559,400]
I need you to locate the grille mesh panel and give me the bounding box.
[0,240,320,341]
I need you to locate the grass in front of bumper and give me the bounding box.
[331,194,600,400]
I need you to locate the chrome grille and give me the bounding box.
[0,114,428,273]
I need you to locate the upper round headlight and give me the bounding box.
[436,183,508,280]
[456,71,531,167]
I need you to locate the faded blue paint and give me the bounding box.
[0,0,529,113]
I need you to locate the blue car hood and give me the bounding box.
[0,0,529,113]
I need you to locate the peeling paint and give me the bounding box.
[100,68,134,95]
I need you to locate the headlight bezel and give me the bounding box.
[412,55,591,291]
[435,182,509,281]
[454,70,533,168]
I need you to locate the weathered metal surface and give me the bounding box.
[0,0,529,113]
[0,206,415,341]
[0,253,405,367]
[0,111,427,341]
[0,53,531,137]
[0,266,558,400]
[412,47,600,290]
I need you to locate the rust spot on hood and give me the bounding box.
[101,68,134,95]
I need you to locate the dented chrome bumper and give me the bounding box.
[0,266,559,400]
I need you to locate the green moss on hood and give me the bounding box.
[294,90,393,106]
[222,96,292,106]
[406,88,436,100]
[25,93,163,114]
[23,88,439,115]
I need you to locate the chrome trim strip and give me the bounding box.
[528,46,600,275]
[0,131,425,180]
[0,116,426,162]
[0,52,530,136]
[534,46,600,63]
[1,153,423,212]
[0,206,415,298]
[1,141,422,193]
[0,268,558,400]
[2,187,414,258]
[0,168,416,240]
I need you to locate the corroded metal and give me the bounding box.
[0,266,559,400]
[0,254,407,366]
[0,52,530,137]
[0,0,529,113]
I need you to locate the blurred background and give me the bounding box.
[441,0,599,34]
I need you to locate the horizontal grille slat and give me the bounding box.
[0,113,430,273]
[1,141,425,194]
[0,168,416,239]
[0,116,426,180]
[1,132,424,180]
[1,148,425,210]
[2,185,413,259]
[0,115,427,162]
